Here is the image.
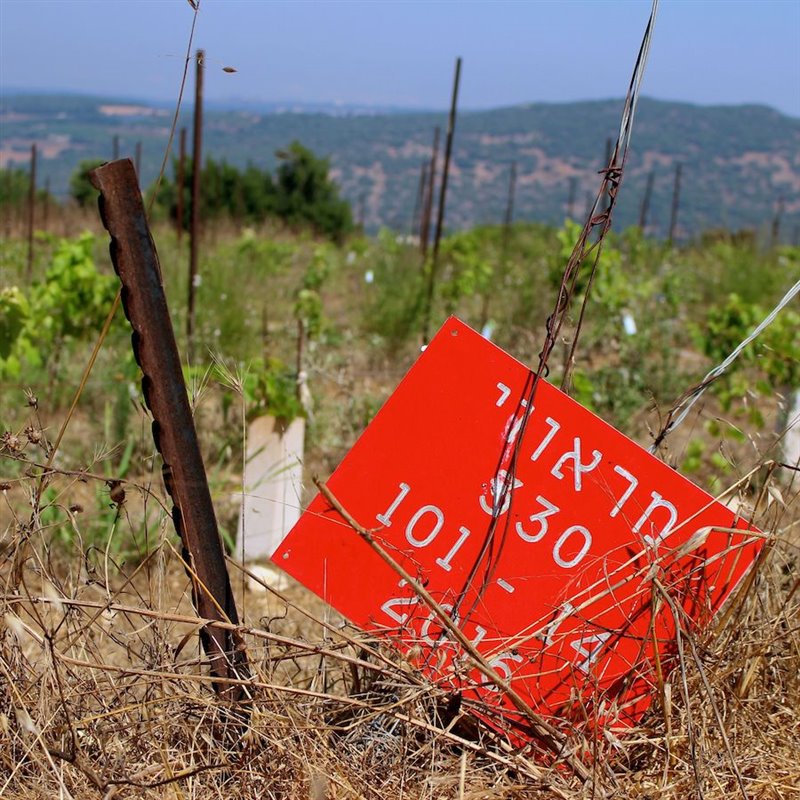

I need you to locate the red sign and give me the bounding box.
[275,318,760,739]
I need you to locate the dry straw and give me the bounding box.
[1,442,798,798]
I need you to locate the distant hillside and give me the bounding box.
[1,93,798,240]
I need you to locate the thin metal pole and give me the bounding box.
[668,162,682,245]
[638,169,655,231]
[295,318,305,401]
[188,49,204,359]
[503,161,517,229]
[411,160,427,237]
[584,190,593,220]
[3,169,11,239]
[357,192,366,230]
[423,56,462,343]
[113,134,120,161]
[431,58,462,265]
[770,196,784,248]
[89,159,249,700]
[176,127,186,245]
[26,143,36,280]
[481,160,516,329]
[566,176,577,220]
[42,177,50,233]
[420,127,440,258]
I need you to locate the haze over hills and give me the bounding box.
[1,92,798,240]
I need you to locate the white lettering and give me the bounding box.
[516,495,560,543]
[570,632,612,674]
[406,504,444,548]
[479,469,523,516]
[551,437,602,492]
[471,625,487,648]
[544,602,576,646]
[531,417,561,461]
[376,482,411,527]
[488,650,524,686]
[503,399,529,446]
[633,492,679,547]
[420,603,454,646]
[553,525,592,568]
[609,465,638,518]
[496,382,511,407]
[381,595,419,625]
[435,526,470,571]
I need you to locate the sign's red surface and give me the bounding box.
[274,317,760,738]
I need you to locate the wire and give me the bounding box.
[650,277,800,453]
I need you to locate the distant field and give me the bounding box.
[2,92,799,238]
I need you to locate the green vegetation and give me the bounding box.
[150,141,353,241]
[2,213,799,563]
[0,233,122,381]
[69,158,105,207]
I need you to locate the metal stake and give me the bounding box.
[566,176,577,221]
[668,162,682,245]
[420,126,440,259]
[639,169,655,231]
[411,160,427,238]
[422,57,462,342]
[188,49,204,359]
[90,158,249,701]
[26,143,36,280]
[176,127,187,246]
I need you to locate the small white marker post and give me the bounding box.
[783,388,800,476]
[237,414,305,587]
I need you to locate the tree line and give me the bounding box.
[3,140,354,242]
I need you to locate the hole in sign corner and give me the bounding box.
[450,328,459,336]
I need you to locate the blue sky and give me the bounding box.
[1,0,798,116]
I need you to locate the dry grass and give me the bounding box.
[1,425,798,799]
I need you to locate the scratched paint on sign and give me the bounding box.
[274,317,761,740]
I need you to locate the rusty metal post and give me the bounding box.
[420,126,439,258]
[638,169,655,231]
[26,143,36,280]
[176,127,187,245]
[668,162,682,245]
[431,58,462,264]
[188,49,205,359]
[422,56,462,342]
[89,159,248,700]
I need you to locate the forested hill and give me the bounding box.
[2,93,798,239]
